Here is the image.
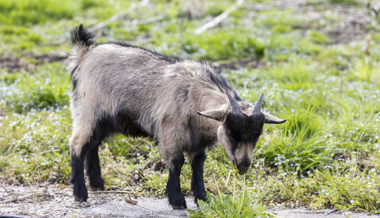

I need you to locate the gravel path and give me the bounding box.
[0,184,377,217]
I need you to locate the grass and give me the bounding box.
[0,0,379,216]
[189,175,273,217]
[181,28,265,61]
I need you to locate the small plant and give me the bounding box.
[189,174,273,218]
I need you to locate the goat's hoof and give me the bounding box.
[169,194,187,209]
[75,195,88,202]
[89,177,105,191]
[74,185,88,202]
[90,185,104,191]
[74,190,88,202]
[172,204,187,210]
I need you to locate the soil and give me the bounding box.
[0,55,32,73]
[0,53,67,73]
[0,183,195,217]
[0,184,376,217]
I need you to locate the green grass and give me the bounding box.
[328,0,357,4]
[0,0,379,215]
[189,175,273,217]
[181,28,265,61]
[0,64,70,113]
[0,0,77,25]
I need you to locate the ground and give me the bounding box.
[0,0,379,217]
[0,184,375,217]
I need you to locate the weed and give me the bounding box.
[189,175,273,217]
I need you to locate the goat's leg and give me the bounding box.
[69,139,88,202]
[190,151,207,205]
[85,123,109,191]
[85,141,104,190]
[69,120,96,202]
[166,153,187,209]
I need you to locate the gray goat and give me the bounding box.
[68,24,286,209]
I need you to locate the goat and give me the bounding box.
[68,24,286,209]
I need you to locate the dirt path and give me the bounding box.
[0,184,195,217]
[0,184,376,217]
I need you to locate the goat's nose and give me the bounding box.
[238,160,251,174]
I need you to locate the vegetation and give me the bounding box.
[0,0,379,216]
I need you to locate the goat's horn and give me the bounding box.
[253,93,264,113]
[227,93,243,115]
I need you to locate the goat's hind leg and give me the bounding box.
[69,116,99,202]
[85,134,106,190]
[69,133,89,202]
[85,116,116,190]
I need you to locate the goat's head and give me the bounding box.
[198,93,286,174]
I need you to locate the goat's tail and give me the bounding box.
[67,24,95,71]
[71,24,95,47]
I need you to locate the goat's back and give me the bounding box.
[70,43,222,141]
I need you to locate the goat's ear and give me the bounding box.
[263,112,286,124]
[197,105,228,122]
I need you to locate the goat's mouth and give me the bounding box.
[234,163,248,174]
[233,158,250,174]
[233,162,249,174]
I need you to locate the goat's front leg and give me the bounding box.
[190,151,207,205]
[166,153,186,209]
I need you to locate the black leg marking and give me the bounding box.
[86,144,104,190]
[84,116,114,191]
[70,145,88,202]
[166,154,187,209]
[191,151,207,205]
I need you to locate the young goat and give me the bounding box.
[68,24,286,209]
